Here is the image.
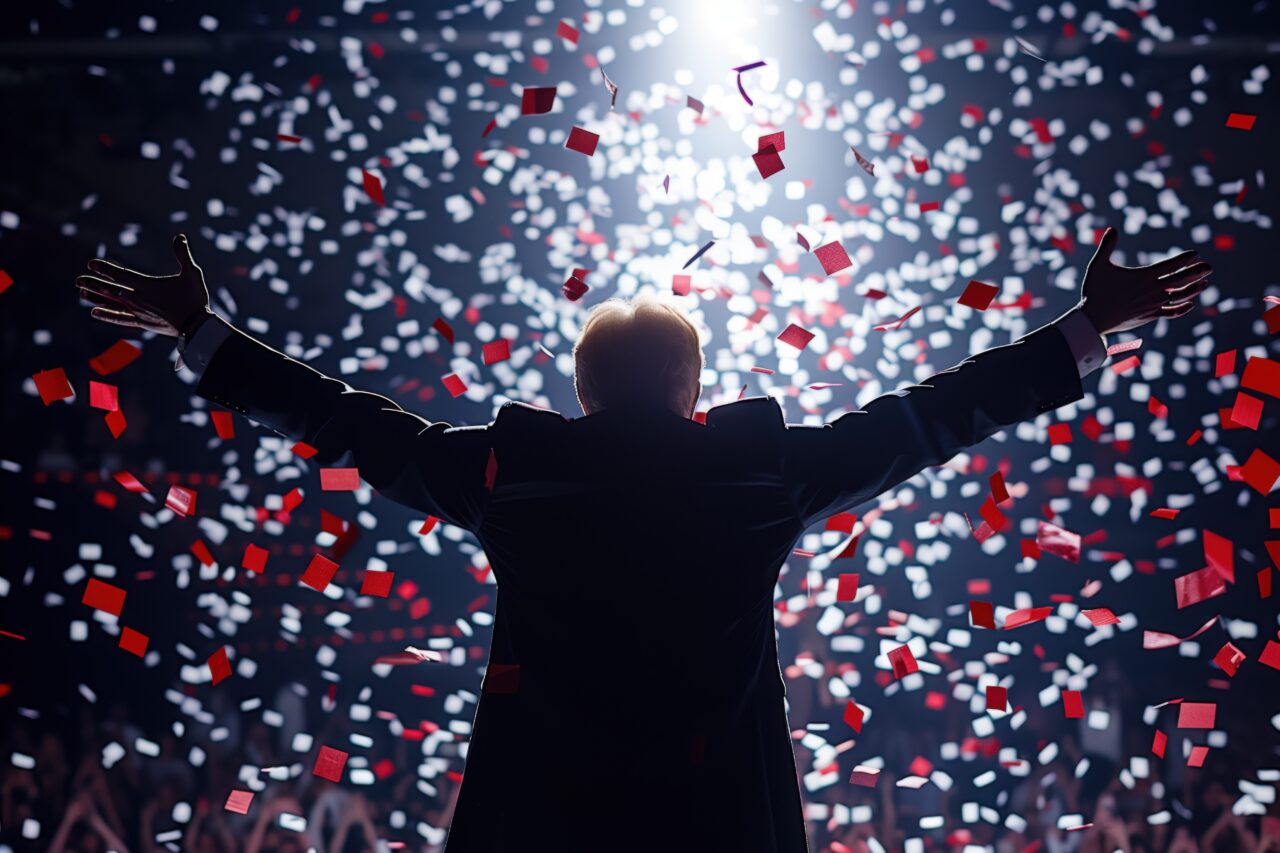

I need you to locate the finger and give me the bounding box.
[76,274,136,299]
[1159,262,1212,290]
[1164,279,1208,303]
[86,258,154,282]
[79,288,167,324]
[173,233,198,274]
[89,307,149,329]
[78,287,132,309]
[1149,249,1199,276]
[1161,301,1197,317]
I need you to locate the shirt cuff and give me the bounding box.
[176,314,234,375]
[1053,306,1108,378]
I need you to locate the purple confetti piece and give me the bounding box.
[682,240,715,270]
[732,60,767,106]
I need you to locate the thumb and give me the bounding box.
[173,233,197,273]
[1093,227,1118,264]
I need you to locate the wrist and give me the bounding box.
[1078,299,1109,337]
[179,307,214,340]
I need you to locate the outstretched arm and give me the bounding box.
[784,228,1210,525]
[76,235,493,529]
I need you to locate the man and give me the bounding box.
[76,232,1209,851]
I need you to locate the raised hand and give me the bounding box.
[76,234,211,337]
[1080,227,1212,335]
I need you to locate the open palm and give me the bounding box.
[1080,228,1211,335]
[76,234,210,337]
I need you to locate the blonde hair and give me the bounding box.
[572,295,704,416]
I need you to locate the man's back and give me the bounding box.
[449,399,809,851]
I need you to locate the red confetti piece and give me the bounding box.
[843,700,864,732]
[1004,607,1052,629]
[1225,112,1257,131]
[0,269,11,294]
[957,280,999,310]
[565,126,600,156]
[672,274,691,296]
[1214,349,1237,377]
[1047,423,1073,445]
[312,745,349,782]
[208,646,232,685]
[104,408,127,439]
[88,380,118,411]
[1176,702,1216,729]
[89,340,142,375]
[849,765,880,787]
[320,467,360,491]
[33,368,74,405]
[1150,508,1179,520]
[242,544,268,573]
[277,133,302,144]
[1143,615,1220,650]
[432,317,455,344]
[118,627,148,657]
[556,20,580,45]
[777,323,815,351]
[442,373,468,398]
[113,470,148,494]
[836,573,859,602]
[1082,608,1119,626]
[887,644,918,679]
[362,169,385,207]
[520,86,557,115]
[1152,730,1167,758]
[210,410,235,439]
[563,275,588,301]
[986,685,1008,711]
[1174,566,1226,609]
[1260,640,1280,670]
[361,570,395,598]
[874,306,920,331]
[165,485,197,517]
[300,554,339,593]
[1241,356,1280,398]
[1212,642,1245,677]
[752,144,784,179]
[482,338,512,365]
[1240,448,1280,495]
[224,790,254,815]
[1187,746,1209,768]
[1062,690,1084,719]
[191,540,215,567]
[814,241,852,275]
[291,441,318,459]
[969,600,995,629]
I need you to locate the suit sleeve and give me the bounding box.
[783,323,1085,527]
[194,317,491,530]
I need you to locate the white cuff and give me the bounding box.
[176,315,234,375]
[1053,306,1108,378]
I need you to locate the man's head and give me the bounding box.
[572,295,704,417]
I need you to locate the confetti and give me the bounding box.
[565,126,600,156]
[520,86,557,115]
[814,241,852,276]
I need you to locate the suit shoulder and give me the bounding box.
[704,396,786,432]
[493,400,569,429]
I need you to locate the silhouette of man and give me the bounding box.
[76,231,1209,851]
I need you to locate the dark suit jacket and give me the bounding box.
[195,321,1083,852]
